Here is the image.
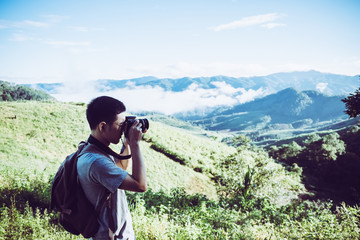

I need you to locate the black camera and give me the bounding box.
[122,116,149,138]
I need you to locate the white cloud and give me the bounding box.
[42,40,91,47]
[211,81,241,95]
[53,79,268,115]
[261,22,286,29]
[316,82,328,93]
[236,88,268,103]
[0,19,50,29]
[10,33,34,42]
[211,13,285,31]
[0,15,68,31]
[22,20,49,28]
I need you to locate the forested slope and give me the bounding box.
[0,81,55,101]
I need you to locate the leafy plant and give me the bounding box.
[342,87,360,118]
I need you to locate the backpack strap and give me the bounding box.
[87,135,131,160]
[77,140,114,230]
[95,191,115,231]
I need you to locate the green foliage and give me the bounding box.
[342,87,360,118]
[273,201,360,239]
[0,168,51,211]
[226,134,252,148]
[0,81,55,101]
[269,128,360,204]
[1,101,360,239]
[214,146,304,209]
[269,141,303,162]
[0,200,82,240]
[271,132,346,164]
[128,188,360,240]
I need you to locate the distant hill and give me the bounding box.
[97,70,358,95]
[1,80,55,101]
[20,71,358,145]
[186,88,349,145]
[28,70,358,97]
[190,88,347,129]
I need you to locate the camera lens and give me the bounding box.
[139,118,149,132]
[123,116,149,138]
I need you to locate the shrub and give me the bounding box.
[0,200,81,240]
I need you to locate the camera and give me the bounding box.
[122,116,149,138]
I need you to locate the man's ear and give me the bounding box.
[98,121,107,132]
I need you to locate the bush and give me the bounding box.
[214,146,304,208]
[0,201,81,240]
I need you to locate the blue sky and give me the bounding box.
[0,0,359,86]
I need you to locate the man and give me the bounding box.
[77,96,147,240]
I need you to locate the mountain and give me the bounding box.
[187,88,349,145]
[28,70,359,96]
[22,70,357,145]
[97,70,358,95]
[242,70,358,95]
[207,88,345,124]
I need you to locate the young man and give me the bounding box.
[77,96,147,240]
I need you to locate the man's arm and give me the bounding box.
[119,121,147,192]
[116,139,131,170]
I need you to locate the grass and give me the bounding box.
[1,101,360,239]
[143,120,236,175]
[0,101,218,199]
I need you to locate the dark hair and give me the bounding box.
[86,96,126,130]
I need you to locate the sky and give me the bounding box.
[0,0,359,113]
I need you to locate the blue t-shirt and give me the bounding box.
[77,143,135,240]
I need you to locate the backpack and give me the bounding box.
[50,141,108,238]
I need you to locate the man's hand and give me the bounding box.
[119,120,147,192]
[117,138,131,170]
[127,120,144,145]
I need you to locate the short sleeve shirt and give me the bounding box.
[77,143,135,240]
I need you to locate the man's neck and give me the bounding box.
[90,131,110,146]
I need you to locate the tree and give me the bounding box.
[342,87,360,118]
[320,133,346,161]
[231,135,251,148]
[0,80,54,101]
[269,141,302,162]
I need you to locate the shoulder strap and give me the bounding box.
[87,135,131,160]
[94,192,111,213]
[77,140,112,212]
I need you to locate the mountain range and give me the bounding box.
[29,70,358,96]
[25,70,359,145]
[98,70,358,95]
[186,87,348,137]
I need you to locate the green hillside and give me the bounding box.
[0,81,55,101]
[0,101,220,198]
[1,101,359,239]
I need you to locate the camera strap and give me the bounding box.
[87,135,131,160]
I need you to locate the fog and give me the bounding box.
[53,81,268,115]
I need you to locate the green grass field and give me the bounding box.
[1,101,359,240]
[0,101,221,198]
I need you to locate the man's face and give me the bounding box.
[104,112,126,145]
